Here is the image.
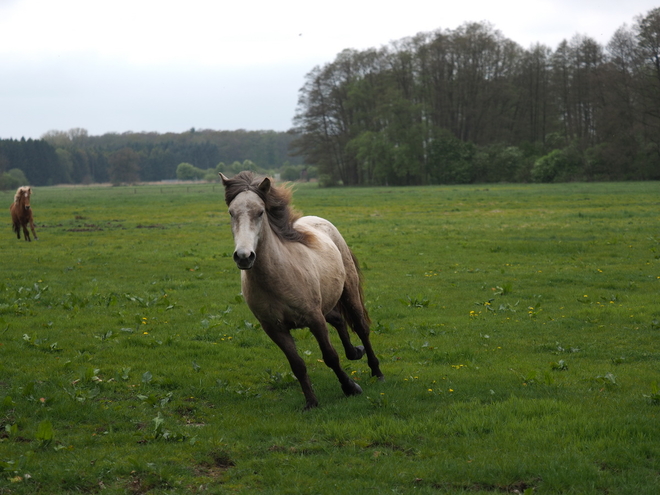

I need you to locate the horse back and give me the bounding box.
[295,216,357,273]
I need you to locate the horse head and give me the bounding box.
[220,173,271,270]
[15,186,32,210]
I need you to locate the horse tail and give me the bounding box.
[337,248,371,331]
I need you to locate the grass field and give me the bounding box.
[1,181,659,494]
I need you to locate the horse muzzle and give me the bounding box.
[233,249,256,270]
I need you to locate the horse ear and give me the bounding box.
[258,177,271,194]
[219,173,230,185]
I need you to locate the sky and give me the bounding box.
[1,0,658,140]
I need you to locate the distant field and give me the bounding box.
[1,181,659,494]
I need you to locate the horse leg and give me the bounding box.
[325,307,365,361]
[309,314,362,398]
[339,292,384,381]
[22,223,31,242]
[262,324,318,410]
[29,216,38,240]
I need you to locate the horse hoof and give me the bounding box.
[348,345,365,360]
[342,380,362,396]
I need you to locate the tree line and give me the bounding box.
[292,8,660,185]
[0,128,302,188]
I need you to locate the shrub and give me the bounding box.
[175,163,205,180]
[531,147,583,183]
[0,172,20,190]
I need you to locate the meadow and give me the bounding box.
[1,180,659,494]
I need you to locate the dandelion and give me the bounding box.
[448,389,454,392]
[143,331,149,335]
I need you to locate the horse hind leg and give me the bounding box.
[325,307,365,361]
[337,289,384,381]
[29,218,38,240]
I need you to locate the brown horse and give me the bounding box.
[10,186,38,242]
[220,171,383,409]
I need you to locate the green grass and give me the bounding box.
[1,181,659,494]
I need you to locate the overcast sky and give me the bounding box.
[1,0,657,140]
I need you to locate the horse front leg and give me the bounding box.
[262,324,318,410]
[22,224,31,242]
[309,314,362,398]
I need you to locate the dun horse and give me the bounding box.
[220,171,383,409]
[10,186,38,242]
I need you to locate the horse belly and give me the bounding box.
[241,241,344,328]
[296,227,345,314]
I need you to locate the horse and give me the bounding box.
[10,186,38,242]
[220,171,383,409]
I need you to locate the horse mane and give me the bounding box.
[223,171,312,245]
[14,186,31,204]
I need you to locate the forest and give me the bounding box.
[1,7,660,188]
[292,7,660,185]
[0,129,302,188]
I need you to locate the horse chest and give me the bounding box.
[241,266,340,328]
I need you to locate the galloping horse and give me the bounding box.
[220,171,383,409]
[10,186,38,242]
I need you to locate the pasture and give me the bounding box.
[1,181,659,494]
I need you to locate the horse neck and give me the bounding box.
[249,217,289,277]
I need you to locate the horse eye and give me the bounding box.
[257,210,265,218]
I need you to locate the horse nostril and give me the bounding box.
[233,249,256,268]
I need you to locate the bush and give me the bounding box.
[532,147,583,183]
[0,172,20,190]
[428,130,476,184]
[7,168,29,185]
[473,145,529,183]
[175,163,205,180]
[280,165,317,182]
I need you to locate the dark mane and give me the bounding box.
[223,171,311,245]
